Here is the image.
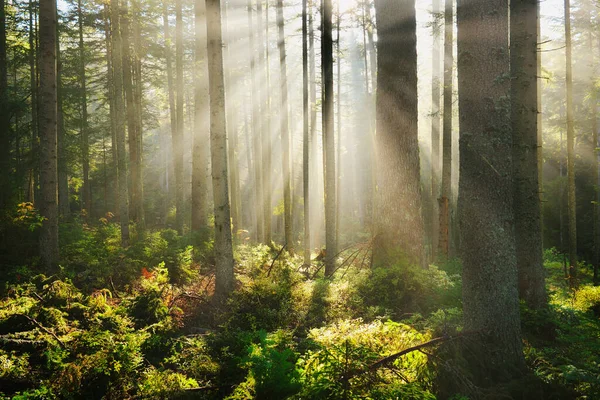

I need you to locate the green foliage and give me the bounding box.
[137,367,198,399]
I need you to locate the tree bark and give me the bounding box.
[262,0,272,244]
[57,9,69,218]
[174,0,185,233]
[0,1,10,211]
[323,0,336,274]
[192,0,210,234]
[564,0,577,287]
[373,0,423,265]
[38,0,59,269]
[430,0,441,261]
[511,0,546,309]
[302,0,310,266]
[111,0,130,247]
[456,0,524,375]
[163,0,176,222]
[77,0,91,217]
[206,0,235,301]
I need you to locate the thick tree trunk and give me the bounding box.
[595,31,600,286]
[302,0,310,266]
[457,0,524,375]
[430,0,441,260]
[38,0,59,269]
[564,0,577,287]
[323,0,336,274]
[511,0,546,309]
[0,1,10,211]
[174,0,185,233]
[77,0,91,217]
[277,0,292,251]
[206,0,235,301]
[373,0,423,265]
[192,0,210,234]
[438,0,452,257]
[111,0,130,247]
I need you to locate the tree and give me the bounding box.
[323,0,336,275]
[431,0,441,260]
[373,0,423,265]
[192,0,210,234]
[163,0,176,220]
[0,1,9,212]
[111,0,130,247]
[564,0,577,287]
[456,0,524,375]
[438,0,452,257]
[277,0,292,251]
[511,0,546,309]
[77,0,91,217]
[174,0,185,233]
[206,0,235,300]
[302,0,310,266]
[38,0,59,268]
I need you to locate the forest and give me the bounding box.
[1,0,600,398]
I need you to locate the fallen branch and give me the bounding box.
[340,330,480,382]
[17,313,66,349]
[266,243,287,277]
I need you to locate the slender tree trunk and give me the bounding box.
[206,0,235,301]
[431,0,441,260]
[174,0,185,233]
[308,0,319,248]
[0,1,10,211]
[38,0,59,269]
[457,0,524,375]
[77,0,91,217]
[263,0,272,244]
[335,2,342,250]
[511,0,546,309]
[28,0,37,205]
[57,10,69,218]
[277,0,292,251]
[104,4,118,214]
[254,0,264,244]
[595,31,600,286]
[111,0,130,246]
[132,0,144,230]
[373,0,423,265]
[323,0,336,274]
[192,0,210,234]
[564,0,577,287]
[439,0,452,257]
[302,0,310,265]
[163,0,176,221]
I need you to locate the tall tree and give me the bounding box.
[277,0,292,250]
[457,0,524,374]
[0,0,9,211]
[57,8,69,217]
[28,0,37,204]
[38,0,59,268]
[323,0,336,274]
[111,0,130,246]
[163,0,176,218]
[564,0,577,287]
[192,0,210,234]
[77,0,91,216]
[438,0,452,257]
[511,0,546,309]
[262,0,272,245]
[174,0,185,233]
[206,0,235,300]
[373,0,423,265]
[431,0,441,259]
[302,0,310,266]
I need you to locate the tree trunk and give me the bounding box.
[0,1,10,211]
[335,2,342,250]
[373,0,423,265]
[174,0,185,233]
[511,0,546,309]
[111,0,130,247]
[28,0,38,205]
[132,0,144,230]
[431,0,441,260]
[457,0,524,375]
[323,0,336,274]
[595,30,600,286]
[206,0,235,301]
[38,0,59,269]
[77,0,91,217]
[564,0,577,287]
[192,0,210,234]
[163,0,176,222]
[104,3,118,214]
[263,0,272,245]
[57,10,69,218]
[277,0,292,251]
[302,0,310,265]
[438,0,452,257]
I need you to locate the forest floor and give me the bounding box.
[0,220,599,399]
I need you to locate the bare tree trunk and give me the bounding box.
[277,0,292,251]
[431,0,441,260]
[163,0,176,222]
[302,0,310,265]
[263,0,272,244]
[77,0,91,217]
[38,0,59,268]
[111,0,130,246]
[335,2,342,250]
[174,0,185,233]
[206,0,235,301]
[323,0,336,274]
[373,0,423,265]
[595,30,600,286]
[564,0,577,287]
[439,0,452,257]
[457,0,524,375]
[0,0,9,211]
[511,0,546,309]
[192,0,210,234]
[28,0,37,205]
[132,0,144,230]
[57,10,69,218]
